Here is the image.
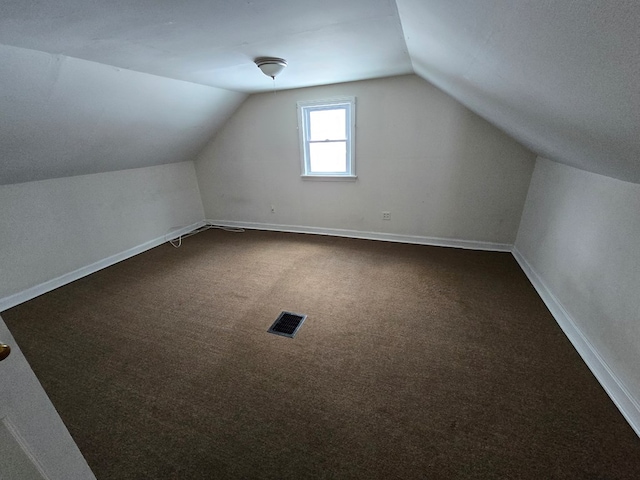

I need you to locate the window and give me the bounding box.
[297,97,356,180]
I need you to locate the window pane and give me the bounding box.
[309,108,346,141]
[309,142,347,173]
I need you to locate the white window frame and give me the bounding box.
[297,97,356,181]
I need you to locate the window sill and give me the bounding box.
[301,175,358,182]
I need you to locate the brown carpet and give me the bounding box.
[4,230,640,479]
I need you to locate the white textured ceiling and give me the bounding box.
[397,0,640,183]
[0,44,246,185]
[0,0,411,92]
[0,0,638,184]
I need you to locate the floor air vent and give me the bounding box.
[267,311,308,338]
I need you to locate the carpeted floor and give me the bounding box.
[4,230,640,479]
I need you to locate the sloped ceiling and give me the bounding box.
[397,0,640,183]
[0,44,246,185]
[0,0,411,92]
[0,0,411,185]
[1,0,638,184]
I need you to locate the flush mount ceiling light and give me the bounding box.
[254,57,287,79]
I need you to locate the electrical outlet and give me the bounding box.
[382,211,391,220]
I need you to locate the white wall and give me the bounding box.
[0,162,204,304]
[515,158,640,418]
[195,75,536,245]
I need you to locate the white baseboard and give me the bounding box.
[0,221,205,312]
[0,219,508,312]
[512,247,640,438]
[5,217,636,437]
[204,219,512,252]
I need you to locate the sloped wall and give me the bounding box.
[515,158,640,431]
[397,0,640,183]
[0,162,204,307]
[0,44,246,185]
[195,75,536,245]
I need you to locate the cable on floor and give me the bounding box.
[168,223,245,248]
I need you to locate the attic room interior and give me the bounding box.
[0,0,639,478]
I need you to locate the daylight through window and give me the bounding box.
[297,97,356,179]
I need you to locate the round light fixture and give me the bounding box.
[254,57,287,79]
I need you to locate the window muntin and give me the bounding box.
[298,97,356,179]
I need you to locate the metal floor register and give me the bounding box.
[267,311,308,338]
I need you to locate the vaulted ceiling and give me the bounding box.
[1,0,638,185]
[397,0,640,184]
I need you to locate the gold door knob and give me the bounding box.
[0,344,10,361]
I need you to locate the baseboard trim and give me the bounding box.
[0,221,205,312]
[204,220,512,252]
[5,218,636,436]
[512,247,640,438]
